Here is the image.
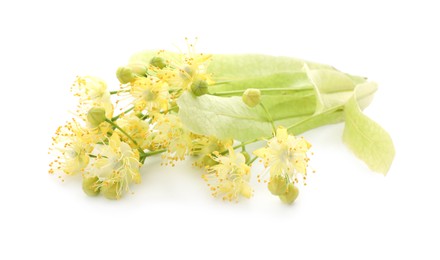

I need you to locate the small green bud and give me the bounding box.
[150,56,167,69]
[128,63,148,76]
[242,88,261,107]
[87,107,106,128]
[268,175,288,196]
[191,79,209,96]
[279,183,299,204]
[101,181,121,200]
[116,66,135,84]
[82,176,101,196]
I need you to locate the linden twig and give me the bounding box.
[104,118,145,155]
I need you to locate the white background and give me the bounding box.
[1,0,439,259]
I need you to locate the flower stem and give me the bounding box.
[163,106,178,114]
[220,139,260,155]
[112,107,134,121]
[110,89,129,95]
[141,149,167,158]
[105,119,145,155]
[247,156,258,165]
[139,149,167,164]
[259,102,276,133]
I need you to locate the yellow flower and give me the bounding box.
[190,135,233,168]
[154,41,214,95]
[130,77,169,113]
[71,76,114,131]
[202,147,253,201]
[116,114,151,150]
[49,120,93,177]
[87,133,141,199]
[254,126,311,183]
[150,114,192,164]
[72,76,108,101]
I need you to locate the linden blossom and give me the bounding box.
[49,42,394,203]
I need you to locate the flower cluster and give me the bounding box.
[49,42,313,204]
[254,127,311,204]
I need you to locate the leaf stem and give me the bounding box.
[141,149,167,158]
[210,88,312,97]
[285,105,343,133]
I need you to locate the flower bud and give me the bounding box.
[191,79,209,96]
[87,107,106,128]
[101,181,121,200]
[240,184,253,199]
[82,176,101,196]
[242,88,261,107]
[267,175,288,195]
[150,56,167,69]
[199,155,219,167]
[128,63,148,76]
[116,66,135,84]
[279,183,299,204]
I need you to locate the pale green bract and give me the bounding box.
[130,52,395,174]
[343,83,395,174]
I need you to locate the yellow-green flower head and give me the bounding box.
[154,43,214,95]
[254,126,311,183]
[190,135,233,168]
[129,77,169,113]
[116,114,151,150]
[279,183,299,204]
[149,113,180,147]
[267,174,288,195]
[87,107,106,128]
[49,120,93,178]
[202,147,253,202]
[190,135,232,157]
[242,88,261,107]
[73,76,108,101]
[87,133,141,199]
[71,76,114,129]
[150,114,192,164]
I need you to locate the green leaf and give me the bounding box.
[175,54,377,143]
[177,92,272,142]
[343,83,395,174]
[128,51,394,174]
[304,65,373,113]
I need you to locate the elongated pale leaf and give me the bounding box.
[129,51,394,174]
[343,83,395,174]
[207,54,333,91]
[177,92,273,141]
